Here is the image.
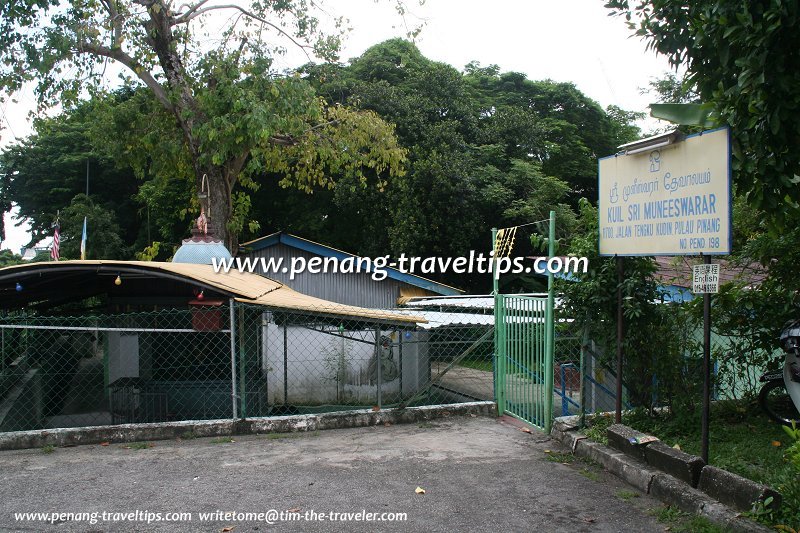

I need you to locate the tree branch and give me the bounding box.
[76,42,173,112]
[98,0,124,48]
[172,4,311,59]
[226,149,250,187]
[174,0,210,21]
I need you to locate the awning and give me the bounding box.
[0,261,425,325]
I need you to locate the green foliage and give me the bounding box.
[785,423,800,470]
[0,249,23,266]
[777,423,800,528]
[0,0,407,247]
[652,506,724,533]
[644,72,700,105]
[275,40,640,290]
[60,194,127,260]
[135,242,163,262]
[704,219,800,393]
[582,413,615,445]
[627,403,800,529]
[559,198,703,411]
[2,35,641,293]
[0,97,143,250]
[606,0,800,222]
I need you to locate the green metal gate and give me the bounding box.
[492,210,556,432]
[495,294,554,431]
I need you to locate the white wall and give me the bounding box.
[107,332,139,384]
[262,317,427,406]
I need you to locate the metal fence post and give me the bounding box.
[496,295,506,417]
[544,210,556,432]
[229,298,238,420]
[238,305,246,419]
[376,328,382,409]
[283,324,288,405]
[580,323,590,426]
[492,227,505,417]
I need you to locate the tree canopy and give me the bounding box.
[1,38,643,291]
[254,39,642,290]
[606,0,800,220]
[1,0,407,249]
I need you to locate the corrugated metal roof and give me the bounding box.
[239,231,463,296]
[404,295,561,311]
[381,309,552,330]
[0,261,424,324]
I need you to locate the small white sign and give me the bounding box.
[692,264,720,294]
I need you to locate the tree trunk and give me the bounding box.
[199,166,236,253]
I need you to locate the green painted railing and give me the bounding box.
[495,294,552,430]
[493,210,556,432]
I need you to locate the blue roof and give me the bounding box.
[239,232,462,296]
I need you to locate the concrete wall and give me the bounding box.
[262,317,429,406]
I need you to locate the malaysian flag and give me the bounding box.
[50,222,60,261]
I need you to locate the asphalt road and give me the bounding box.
[0,416,666,532]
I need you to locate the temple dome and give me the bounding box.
[172,231,232,265]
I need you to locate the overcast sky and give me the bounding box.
[0,0,674,252]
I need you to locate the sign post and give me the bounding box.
[615,256,623,424]
[598,127,731,463]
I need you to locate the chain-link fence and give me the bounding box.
[552,323,631,420]
[0,302,495,433]
[563,322,777,424]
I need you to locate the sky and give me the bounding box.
[0,0,674,253]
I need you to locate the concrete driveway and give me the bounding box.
[0,416,665,532]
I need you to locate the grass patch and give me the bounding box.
[41,444,55,454]
[180,431,198,440]
[616,490,639,501]
[651,505,724,533]
[578,467,600,482]
[457,357,493,373]
[625,403,787,482]
[624,401,800,529]
[210,437,235,444]
[581,412,615,445]
[417,422,435,429]
[544,451,575,463]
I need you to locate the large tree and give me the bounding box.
[606,0,800,220]
[0,94,144,251]
[252,40,641,290]
[1,0,406,249]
